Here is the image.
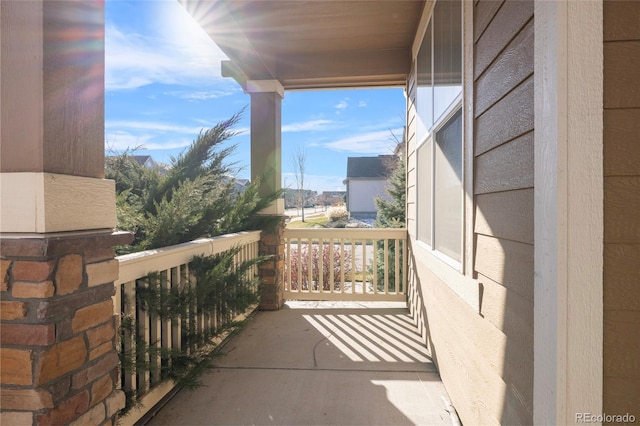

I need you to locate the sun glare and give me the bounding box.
[158,1,220,56]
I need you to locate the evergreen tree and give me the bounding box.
[374,153,406,229]
[373,149,406,291]
[106,109,281,253]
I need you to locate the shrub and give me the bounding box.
[106,109,281,254]
[326,205,349,222]
[288,243,352,291]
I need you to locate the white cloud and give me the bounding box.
[324,128,403,155]
[140,140,194,151]
[105,5,228,92]
[106,130,194,152]
[105,131,154,152]
[164,89,238,101]
[358,100,368,107]
[105,120,204,134]
[335,98,349,110]
[282,120,333,132]
[104,117,249,153]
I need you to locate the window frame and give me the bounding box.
[414,0,465,272]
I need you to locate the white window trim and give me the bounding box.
[462,0,474,278]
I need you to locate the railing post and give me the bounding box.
[258,216,286,310]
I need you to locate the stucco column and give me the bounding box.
[0,2,130,424]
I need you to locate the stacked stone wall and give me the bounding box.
[258,217,285,310]
[0,232,132,425]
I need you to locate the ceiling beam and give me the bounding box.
[276,48,411,89]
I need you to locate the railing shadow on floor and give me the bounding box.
[146,301,452,426]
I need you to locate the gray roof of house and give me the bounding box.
[130,155,153,166]
[346,155,396,179]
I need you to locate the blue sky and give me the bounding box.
[105,0,405,192]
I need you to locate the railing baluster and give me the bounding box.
[383,239,389,294]
[361,239,366,294]
[297,238,303,292]
[350,240,356,294]
[329,239,334,293]
[252,241,257,285]
[171,266,182,353]
[319,238,324,292]
[162,268,172,379]
[402,238,407,294]
[185,263,195,355]
[340,240,345,293]
[122,281,137,397]
[149,272,162,386]
[136,278,150,394]
[394,239,400,294]
[285,237,291,292]
[307,238,313,292]
[372,239,378,294]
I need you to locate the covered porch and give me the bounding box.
[146,301,452,426]
[1,0,616,425]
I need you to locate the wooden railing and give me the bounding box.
[114,231,261,425]
[283,228,407,301]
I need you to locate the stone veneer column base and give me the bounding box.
[0,231,133,426]
[257,216,286,311]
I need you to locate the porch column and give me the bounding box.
[0,2,131,425]
[247,79,285,215]
[247,80,285,310]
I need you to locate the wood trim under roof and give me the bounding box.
[179,0,426,90]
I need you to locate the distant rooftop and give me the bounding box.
[346,155,397,179]
[130,155,153,166]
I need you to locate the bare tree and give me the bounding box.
[292,146,307,222]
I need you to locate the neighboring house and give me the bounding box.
[2,2,637,425]
[107,154,170,175]
[219,176,250,196]
[343,155,396,219]
[130,155,157,169]
[233,178,250,196]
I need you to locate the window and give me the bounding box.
[416,0,463,265]
[416,21,432,141]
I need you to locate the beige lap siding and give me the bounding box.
[603,0,640,419]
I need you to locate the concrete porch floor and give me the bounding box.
[146,301,455,425]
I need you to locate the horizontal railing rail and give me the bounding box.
[114,231,261,425]
[283,228,407,301]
